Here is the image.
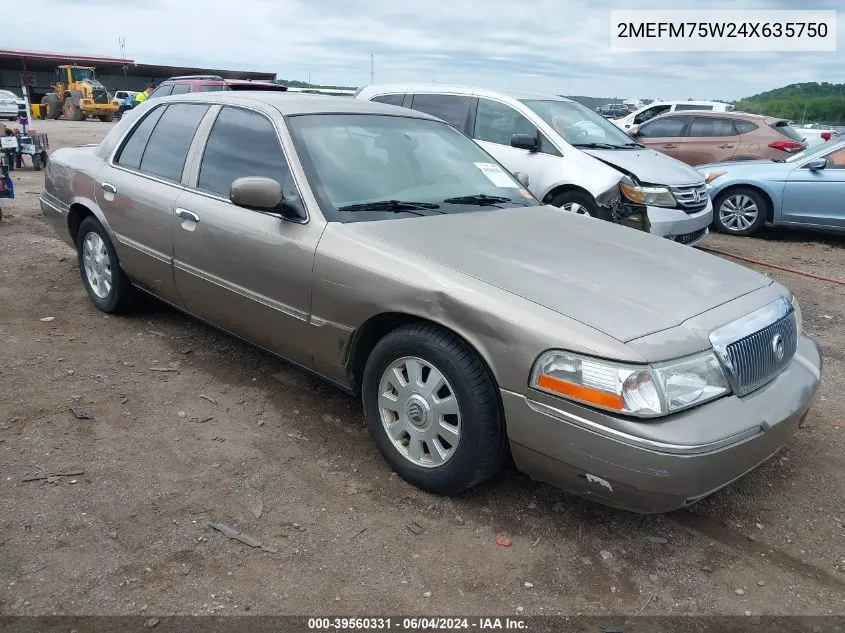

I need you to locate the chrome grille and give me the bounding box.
[710,298,798,397]
[671,183,708,212]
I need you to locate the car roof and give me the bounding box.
[645,110,784,124]
[158,91,442,119]
[357,83,573,103]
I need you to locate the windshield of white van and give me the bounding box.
[521,99,642,149]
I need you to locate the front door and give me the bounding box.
[781,145,845,229]
[95,102,209,304]
[635,115,691,160]
[172,105,322,368]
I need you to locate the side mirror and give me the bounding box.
[807,158,827,171]
[629,126,642,137]
[230,177,282,209]
[511,133,539,152]
[513,171,530,187]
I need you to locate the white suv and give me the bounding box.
[613,100,735,131]
[355,84,712,245]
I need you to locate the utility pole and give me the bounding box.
[119,37,128,90]
[370,54,374,84]
[801,102,808,124]
[308,72,311,86]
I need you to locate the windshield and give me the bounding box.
[521,99,640,148]
[70,67,94,81]
[287,114,539,223]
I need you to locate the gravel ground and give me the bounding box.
[1,119,843,617]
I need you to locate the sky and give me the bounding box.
[8,0,844,101]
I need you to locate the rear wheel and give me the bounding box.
[98,113,115,122]
[32,153,44,171]
[713,187,768,236]
[63,99,85,121]
[362,323,506,494]
[76,216,138,313]
[41,94,62,120]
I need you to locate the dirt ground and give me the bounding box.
[1,119,844,617]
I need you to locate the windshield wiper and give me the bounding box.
[619,141,646,148]
[572,142,623,150]
[442,194,513,207]
[337,200,442,213]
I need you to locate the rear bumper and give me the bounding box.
[504,335,821,513]
[40,194,75,248]
[647,199,713,241]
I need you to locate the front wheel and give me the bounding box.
[712,187,768,236]
[76,216,138,313]
[548,190,599,218]
[362,323,506,494]
[98,113,115,122]
[32,153,44,171]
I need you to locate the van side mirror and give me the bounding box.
[511,133,539,152]
[807,158,827,171]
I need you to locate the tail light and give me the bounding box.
[821,132,831,141]
[768,140,804,153]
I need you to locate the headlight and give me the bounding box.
[791,294,802,334]
[531,350,729,418]
[619,179,676,207]
[699,170,726,184]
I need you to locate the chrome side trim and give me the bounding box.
[39,195,66,215]
[173,259,309,322]
[113,233,172,265]
[310,315,354,332]
[512,391,760,456]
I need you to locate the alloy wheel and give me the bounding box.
[719,194,759,231]
[82,231,113,299]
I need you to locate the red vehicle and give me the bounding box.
[147,75,288,100]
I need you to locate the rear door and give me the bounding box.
[678,117,740,165]
[635,115,690,159]
[781,145,845,229]
[94,102,208,303]
[171,105,321,368]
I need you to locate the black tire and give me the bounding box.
[98,113,115,123]
[42,94,62,120]
[32,153,44,171]
[75,216,138,313]
[64,99,85,122]
[362,323,506,494]
[712,187,769,236]
[548,190,604,219]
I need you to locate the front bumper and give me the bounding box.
[504,335,821,513]
[646,199,713,242]
[0,105,17,118]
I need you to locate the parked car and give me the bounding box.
[793,124,841,148]
[613,100,735,131]
[596,104,630,119]
[0,90,21,120]
[111,90,138,107]
[700,137,845,236]
[147,75,288,99]
[39,91,821,513]
[356,84,713,246]
[630,111,807,166]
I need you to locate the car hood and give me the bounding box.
[583,148,703,186]
[347,206,771,342]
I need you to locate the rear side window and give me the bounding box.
[138,104,209,181]
[148,85,173,99]
[639,116,689,138]
[688,117,737,137]
[410,94,471,130]
[199,84,229,92]
[198,106,293,202]
[735,119,759,134]
[170,84,191,95]
[372,94,405,106]
[675,104,714,111]
[116,106,167,169]
[633,104,670,125]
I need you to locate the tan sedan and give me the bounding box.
[40,92,821,512]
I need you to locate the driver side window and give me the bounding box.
[824,147,845,169]
[473,99,561,156]
[634,105,670,125]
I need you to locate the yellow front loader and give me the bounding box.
[39,65,119,122]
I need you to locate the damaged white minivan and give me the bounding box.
[356,84,713,246]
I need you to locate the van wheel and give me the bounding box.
[713,187,768,236]
[362,323,506,494]
[76,216,138,313]
[549,190,599,217]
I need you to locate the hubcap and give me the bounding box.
[82,232,112,299]
[377,356,461,468]
[561,202,591,216]
[719,194,758,231]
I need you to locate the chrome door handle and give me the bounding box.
[176,208,200,223]
[101,182,117,193]
[663,144,678,149]
[719,144,735,149]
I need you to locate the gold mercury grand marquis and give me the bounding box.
[40,92,822,513]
